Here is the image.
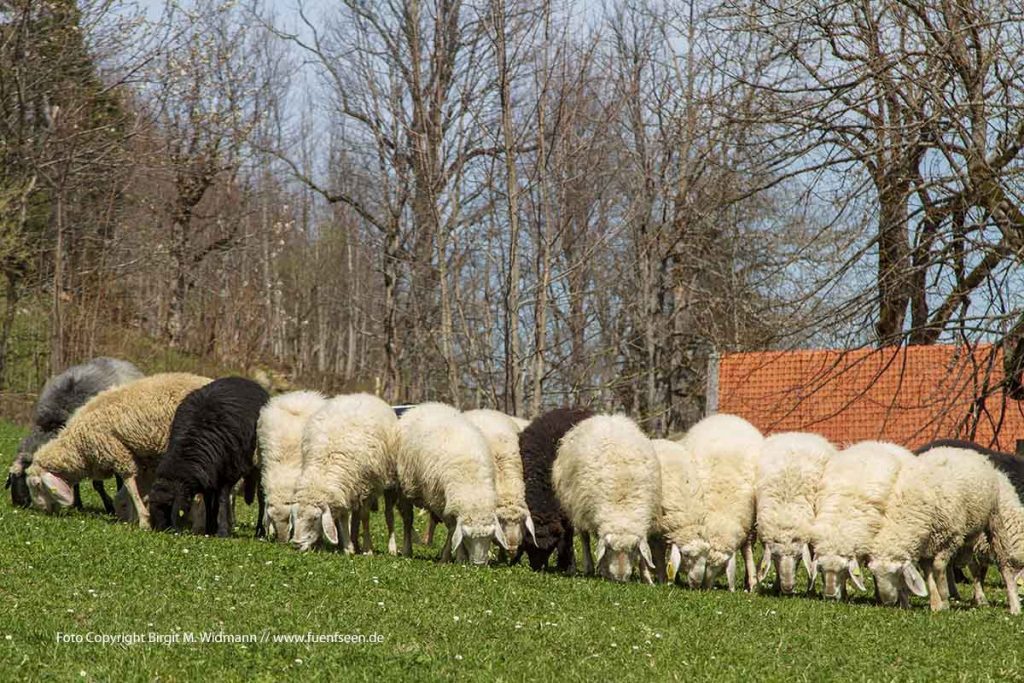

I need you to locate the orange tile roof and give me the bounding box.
[716,345,1024,452]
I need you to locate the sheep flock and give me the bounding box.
[8,359,1024,616]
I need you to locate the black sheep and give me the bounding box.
[514,407,593,573]
[148,377,269,537]
[6,357,142,512]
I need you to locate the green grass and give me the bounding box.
[2,419,1024,682]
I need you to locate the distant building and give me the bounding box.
[709,344,1024,452]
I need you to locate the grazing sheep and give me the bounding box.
[6,357,142,512]
[755,432,837,594]
[915,439,1024,613]
[868,446,1000,611]
[810,441,914,601]
[256,390,327,542]
[517,407,594,573]
[677,413,763,591]
[24,373,212,528]
[553,414,660,582]
[147,377,269,537]
[464,409,531,560]
[290,394,399,553]
[419,410,530,548]
[395,403,508,565]
[650,438,703,585]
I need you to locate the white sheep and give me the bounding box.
[676,413,763,591]
[255,390,326,542]
[395,402,508,565]
[650,438,703,585]
[809,440,914,600]
[463,409,531,559]
[290,393,399,553]
[984,472,1024,614]
[553,414,660,582]
[868,445,999,611]
[755,432,837,594]
[25,373,212,528]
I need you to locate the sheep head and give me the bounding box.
[595,533,654,583]
[147,480,192,533]
[452,515,508,566]
[290,503,338,551]
[25,467,75,513]
[868,558,928,605]
[760,541,815,594]
[815,554,868,600]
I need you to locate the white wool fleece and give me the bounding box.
[756,432,836,546]
[679,413,763,558]
[553,414,661,544]
[810,441,914,560]
[463,409,527,526]
[870,446,999,564]
[651,439,704,548]
[295,393,399,510]
[396,403,498,526]
[256,391,327,511]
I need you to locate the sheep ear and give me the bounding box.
[451,519,464,552]
[847,558,867,592]
[493,515,509,550]
[801,544,813,577]
[903,562,928,597]
[287,505,297,542]
[726,552,737,592]
[595,535,608,565]
[321,507,339,545]
[4,473,11,490]
[807,548,819,587]
[668,544,682,581]
[524,513,537,546]
[41,472,74,507]
[758,546,773,582]
[638,538,654,570]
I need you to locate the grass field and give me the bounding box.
[2,420,1023,681]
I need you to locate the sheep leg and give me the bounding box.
[215,486,233,537]
[969,557,989,607]
[399,497,415,558]
[440,518,455,563]
[743,539,757,592]
[254,485,267,538]
[1000,564,1021,616]
[72,483,84,510]
[384,488,398,555]
[338,509,355,554]
[348,506,362,554]
[122,475,150,529]
[922,559,946,612]
[361,504,373,555]
[204,489,220,536]
[424,513,439,546]
[556,525,576,575]
[650,536,667,584]
[580,531,594,577]
[946,568,961,602]
[93,480,115,514]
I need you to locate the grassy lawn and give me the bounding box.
[1,419,1023,681]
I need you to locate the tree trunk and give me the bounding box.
[874,177,911,346]
[50,191,65,375]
